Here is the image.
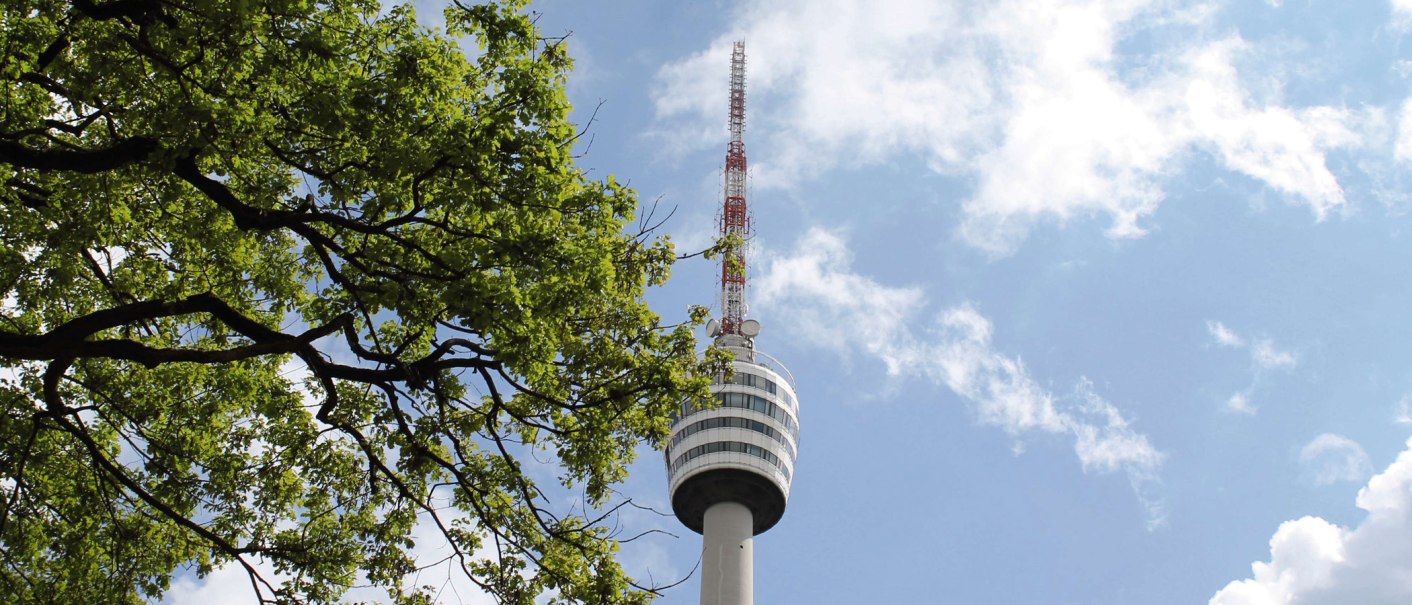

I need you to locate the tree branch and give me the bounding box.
[0,137,158,173]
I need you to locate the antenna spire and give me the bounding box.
[720,41,750,338]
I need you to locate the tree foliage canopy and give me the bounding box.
[0,0,721,602]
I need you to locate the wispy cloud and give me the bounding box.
[1252,340,1298,371]
[1204,321,1298,415]
[754,227,926,375]
[1208,321,1245,348]
[1299,434,1373,486]
[1227,391,1257,415]
[1210,438,1412,605]
[927,304,1068,436]
[758,227,1165,524]
[1395,100,1412,163]
[652,0,1364,255]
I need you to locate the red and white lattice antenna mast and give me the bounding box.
[719,41,750,338]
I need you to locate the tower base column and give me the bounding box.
[700,501,754,605]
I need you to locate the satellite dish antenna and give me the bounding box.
[706,319,720,337]
[740,319,761,337]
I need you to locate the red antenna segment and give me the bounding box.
[720,41,750,337]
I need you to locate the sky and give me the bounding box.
[175,0,1412,604]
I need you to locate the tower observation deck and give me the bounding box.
[666,335,799,535]
[664,42,800,605]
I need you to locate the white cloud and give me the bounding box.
[1071,378,1167,479]
[1394,0,1412,29]
[926,304,1068,435]
[1299,434,1373,486]
[652,0,1359,255]
[1395,100,1412,163]
[166,503,498,604]
[1252,339,1298,371]
[1180,39,1354,220]
[162,558,288,605]
[1209,516,1348,605]
[384,506,496,605]
[1227,391,1257,415]
[0,367,19,389]
[753,227,926,376]
[1210,438,1412,605]
[1396,394,1412,425]
[758,228,1165,523]
[1204,322,1297,414]
[1209,321,1245,348]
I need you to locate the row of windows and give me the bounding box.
[668,440,792,480]
[724,371,773,391]
[669,416,796,460]
[719,371,797,411]
[675,392,799,436]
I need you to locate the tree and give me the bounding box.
[0,0,722,602]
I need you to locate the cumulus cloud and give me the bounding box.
[652,0,1360,255]
[758,228,1165,523]
[1210,438,1412,605]
[1209,515,1348,605]
[1299,434,1374,486]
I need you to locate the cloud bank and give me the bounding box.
[1210,438,1412,605]
[757,227,1165,523]
[652,0,1364,254]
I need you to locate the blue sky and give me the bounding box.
[171,1,1412,603]
[543,1,1412,603]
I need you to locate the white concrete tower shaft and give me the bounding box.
[701,501,753,605]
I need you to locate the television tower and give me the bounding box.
[665,42,800,605]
